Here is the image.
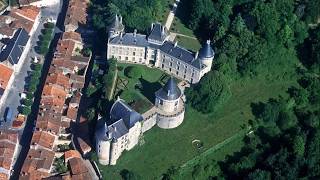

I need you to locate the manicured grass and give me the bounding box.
[115,63,168,113]
[171,17,196,37]
[95,75,297,179]
[176,36,201,52]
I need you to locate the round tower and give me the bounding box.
[155,77,185,129]
[96,122,111,165]
[199,40,215,71]
[108,14,124,39]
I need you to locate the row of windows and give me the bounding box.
[161,64,196,81]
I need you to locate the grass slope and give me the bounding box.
[95,76,297,179]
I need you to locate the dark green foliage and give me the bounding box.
[120,169,140,180]
[20,106,31,115]
[22,98,33,107]
[102,59,117,100]
[186,71,231,114]
[54,156,68,173]
[90,0,167,32]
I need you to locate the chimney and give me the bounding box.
[195,51,199,59]
[133,29,137,37]
[162,26,165,34]
[119,15,123,23]
[151,23,154,31]
[120,32,123,38]
[206,39,211,45]
[174,41,178,47]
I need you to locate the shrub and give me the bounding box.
[23,98,33,107]
[26,92,33,99]
[124,66,144,79]
[44,22,54,29]
[20,106,31,115]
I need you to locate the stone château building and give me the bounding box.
[107,14,215,84]
[96,78,185,165]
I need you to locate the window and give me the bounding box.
[118,56,121,60]
[170,62,173,66]
[133,52,136,56]
[169,68,172,72]
[125,57,128,60]
[176,71,178,75]
[177,66,180,70]
[160,99,163,105]
[162,64,164,68]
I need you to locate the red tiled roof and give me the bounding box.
[36,118,61,135]
[66,106,78,120]
[11,6,40,22]
[62,32,82,43]
[64,0,89,27]
[77,137,91,155]
[0,172,9,180]
[46,73,71,90]
[42,85,67,99]
[68,158,88,175]
[0,64,13,90]
[19,170,50,180]
[64,150,81,163]
[0,157,12,170]
[30,131,55,150]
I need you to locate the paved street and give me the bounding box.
[0,1,62,130]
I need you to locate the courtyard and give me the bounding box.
[94,65,297,179]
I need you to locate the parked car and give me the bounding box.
[5,107,13,122]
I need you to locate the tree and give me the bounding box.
[20,106,31,115]
[185,71,231,113]
[292,135,305,157]
[247,169,271,180]
[124,66,144,79]
[120,169,140,180]
[23,98,33,107]
[54,157,67,173]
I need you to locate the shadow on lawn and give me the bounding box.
[138,77,162,103]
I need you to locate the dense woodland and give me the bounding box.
[89,0,320,179]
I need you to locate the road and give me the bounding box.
[164,0,180,30]
[0,0,62,130]
[10,0,66,179]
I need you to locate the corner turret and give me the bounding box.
[199,40,214,71]
[108,14,125,39]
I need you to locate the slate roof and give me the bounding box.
[96,99,143,140]
[148,23,168,43]
[109,33,149,47]
[155,77,181,101]
[109,14,124,32]
[199,40,214,59]
[0,28,29,66]
[110,99,143,128]
[160,41,200,69]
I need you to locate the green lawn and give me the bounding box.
[95,75,297,179]
[115,63,169,113]
[176,36,201,52]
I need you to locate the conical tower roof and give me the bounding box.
[110,14,124,32]
[199,40,214,59]
[155,77,181,101]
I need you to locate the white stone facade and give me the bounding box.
[106,16,214,84]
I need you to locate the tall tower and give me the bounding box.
[108,14,124,39]
[155,77,185,129]
[199,40,215,72]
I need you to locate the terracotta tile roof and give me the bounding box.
[68,158,88,175]
[40,96,66,108]
[11,6,40,22]
[30,131,55,150]
[64,150,81,163]
[77,137,91,155]
[62,32,82,43]
[66,106,77,120]
[0,146,15,157]
[60,119,71,128]
[0,157,12,171]
[36,118,61,135]
[19,170,50,180]
[0,16,16,36]
[64,0,89,28]
[46,73,71,90]
[71,172,92,180]
[48,65,64,75]
[0,64,13,90]
[0,131,18,143]
[42,84,67,99]
[0,173,9,180]
[24,148,55,171]
[39,104,64,114]
[69,91,81,105]
[55,39,75,58]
